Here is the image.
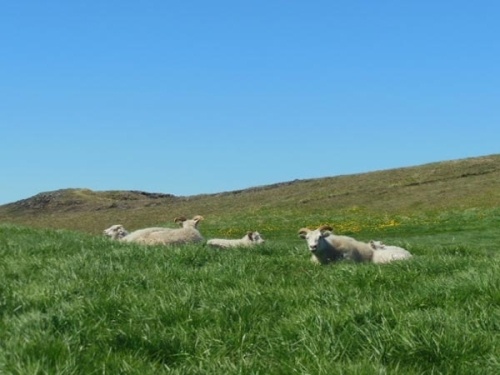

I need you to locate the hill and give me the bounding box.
[0,154,499,234]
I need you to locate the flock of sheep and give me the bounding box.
[103,215,413,265]
[103,216,264,249]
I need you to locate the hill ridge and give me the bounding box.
[1,153,499,233]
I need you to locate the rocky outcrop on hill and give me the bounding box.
[1,188,176,214]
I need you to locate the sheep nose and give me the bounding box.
[310,245,317,252]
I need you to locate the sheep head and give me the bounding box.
[247,231,265,244]
[369,240,386,250]
[103,224,129,240]
[298,226,333,253]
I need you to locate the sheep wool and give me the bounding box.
[207,231,265,249]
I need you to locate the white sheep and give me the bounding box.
[104,225,170,241]
[120,215,205,246]
[116,216,189,242]
[103,221,176,240]
[298,225,374,264]
[369,240,413,263]
[207,231,265,249]
[298,225,412,265]
[103,215,204,246]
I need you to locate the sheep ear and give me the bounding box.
[247,231,254,240]
[318,225,333,232]
[298,228,310,238]
[193,215,204,222]
[318,225,332,237]
[174,216,187,223]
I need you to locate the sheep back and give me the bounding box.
[369,240,413,263]
[121,227,174,243]
[324,235,374,263]
[141,227,204,246]
[371,248,413,264]
[207,231,264,249]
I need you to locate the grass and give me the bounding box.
[1,155,499,373]
[1,207,500,374]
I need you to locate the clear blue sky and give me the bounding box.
[1,1,498,205]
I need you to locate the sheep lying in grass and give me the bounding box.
[103,215,205,246]
[121,215,205,246]
[298,225,374,264]
[207,231,265,249]
[298,225,412,265]
[104,224,172,241]
[369,240,413,263]
[103,223,174,241]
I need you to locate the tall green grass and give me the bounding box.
[1,208,500,374]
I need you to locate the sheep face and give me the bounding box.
[298,226,332,253]
[103,224,129,240]
[248,231,265,244]
[369,240,386,250]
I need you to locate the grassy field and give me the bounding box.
[1,206,500,374]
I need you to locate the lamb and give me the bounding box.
[120,215,205,246]
[369,240,413,263]
[207,231,265,249]
[298,225,374,264]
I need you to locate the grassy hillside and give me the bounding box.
[0,154,499,238]
[1,154,500,374]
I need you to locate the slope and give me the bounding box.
[0,154,499,235]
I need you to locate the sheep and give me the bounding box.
[298,225,374,264]
[120,215,205,246]
[298,225,412,265]
[207,231,265,249]
[103,224,129,240]
[104,225,170,241]
[369,240,413,263]
[103,223,174,241]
